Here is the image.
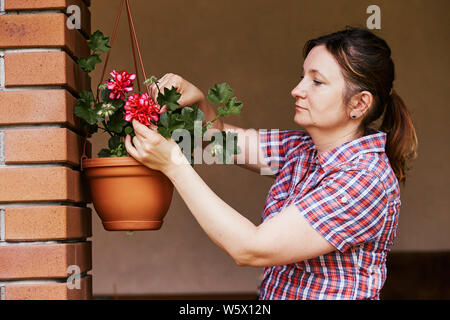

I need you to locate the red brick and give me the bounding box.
[0,90,81,130]
[0,13,90,59]
[4,206,92,241]
[4,127,90,166]
[0,166,89,203]
[0,242,92,280]
[5,0,90,10]
[4,275,92,300]
[4,51,91,93]
[4,0,91,35]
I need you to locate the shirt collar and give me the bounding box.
[309,129,387,171]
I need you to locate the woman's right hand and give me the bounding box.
[149,73,205,108]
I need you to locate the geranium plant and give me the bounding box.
[75,30,242,164]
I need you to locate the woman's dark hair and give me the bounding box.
[303,26,418,185]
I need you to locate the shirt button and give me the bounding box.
[340,196,348,203]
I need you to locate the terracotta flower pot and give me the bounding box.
[82,156,174,231]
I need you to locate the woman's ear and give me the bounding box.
[349,91,373,119]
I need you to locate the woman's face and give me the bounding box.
[291,45,350,131]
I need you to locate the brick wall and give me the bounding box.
[0,0,93,300]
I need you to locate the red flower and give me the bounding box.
[124,93,167,126]
[106,70,136,100]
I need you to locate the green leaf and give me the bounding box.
[87,122,99,135]
[110,98,125,109]
[107,111,127,133]
[217,97,243,118]
[77,54,101,73]
[79,90,95,105]
[88,30,111,53]
[169,113,185,130]
[108,136,122,150]
[159,111,169,128]
[207,83,233,105]
[157,86,181,111]
[157,126,171,138]
[74,91,101,125]
[101,88,112,101]
[188,106,205,123]
[177,107,205,131]
[98,148,111,158]
[110,143,127,157]
[124,126,134,135]
[80,120,98,135]
[225,96,243,115]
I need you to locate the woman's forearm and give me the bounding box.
[165,158,258,265]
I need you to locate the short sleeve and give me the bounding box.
[259,129,308,176]
[294,170,388,253]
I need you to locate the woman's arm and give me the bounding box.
[125,120,335,267]
[165,157,335,267]
[165,154,259,265]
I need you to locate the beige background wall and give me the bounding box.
[88,0,450,295]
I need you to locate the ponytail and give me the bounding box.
[380,90,418,185]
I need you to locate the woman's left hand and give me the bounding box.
[125,119,187,175]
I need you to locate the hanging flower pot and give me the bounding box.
[74,0,243,231]
[74,0,175,231]
[82,157,173,231]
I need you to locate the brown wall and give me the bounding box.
[89,0,450,295]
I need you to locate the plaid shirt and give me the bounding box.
[258,128,400,300]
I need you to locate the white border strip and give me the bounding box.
[0,0,4,13]
[0,285,5,301]
[0,51,5,88]
[0,131,4,165]
[0,124,65,130]
[0,273,89,286]
[0,86,69,92]
[0,163,75,169]
[0,240,60,246]
[1,48,62,53]
[0,239,88,247]
[0,208,5,241]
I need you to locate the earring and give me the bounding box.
[351,114,356,119]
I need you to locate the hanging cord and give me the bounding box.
[125,0,150,94]
[126,1,141,92]
[95,0,126,105]
[81,0,149,170]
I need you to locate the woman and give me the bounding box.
[124,27,418,300]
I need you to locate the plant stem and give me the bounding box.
[210,114,221,123]
[102,121,114,137]
[202,114,222,128]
